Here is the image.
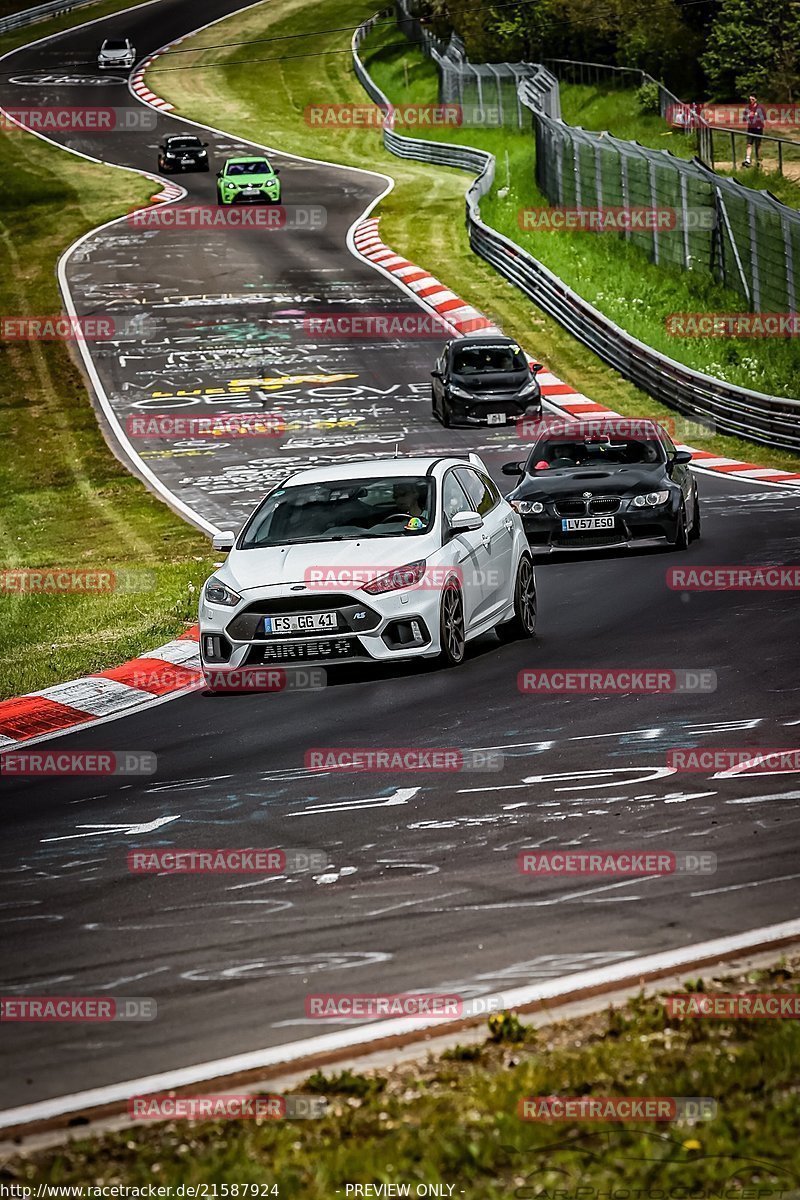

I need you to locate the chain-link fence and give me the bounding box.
[543,57,800,178]
[394,1,799,314]
[395,0,560,123]
[525,85,799,313]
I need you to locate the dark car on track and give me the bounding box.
[502,417,700,552]
[431,334,543,428]
[158,135,210,173]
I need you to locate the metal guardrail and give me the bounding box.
[0,0,96,34]
[352,13,800,452]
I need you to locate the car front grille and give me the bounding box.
[552,532,623,548]
[227,596,381,641]
[245,637,362,663]
[589,498,621,514]
[554,499,587,517]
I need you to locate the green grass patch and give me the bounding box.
[148,0,800,474]
[6,957,800,1192]
[0,0,215,698]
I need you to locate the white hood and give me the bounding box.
[224,537,439,593]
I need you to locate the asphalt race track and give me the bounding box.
[1,0,800,1115]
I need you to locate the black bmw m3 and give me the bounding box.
[502,417,700,552]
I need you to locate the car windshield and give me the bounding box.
[227,161,270,176]
[452,343,526,375]
[241,477,434,548]
[168,138,200,149]
[530,437,665,469]
[103,40,128,49]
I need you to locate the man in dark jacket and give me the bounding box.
[743,95,766,166]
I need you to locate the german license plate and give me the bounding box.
[561,517,615,531]
[487,412,506,425]
[263,612,337,634]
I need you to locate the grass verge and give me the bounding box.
[0,0,213,700]
[147,0,800,476]
[5,955,800,1192]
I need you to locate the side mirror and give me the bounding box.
[672,450,692,464]
[449,510,483,534]
[274,168,281,175]
[202,142,209,147]
[431,369,442,379]
[530,362,544,373]
[216,169,223,177]
[502,461,524,476]
[212,530,235,551]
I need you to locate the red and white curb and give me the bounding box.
[130,44,177,112]
[353,218,800,487]
[0,627,202,751]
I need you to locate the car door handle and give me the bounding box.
[503,518,513,531]
[481,534,491,548]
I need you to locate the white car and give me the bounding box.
[199,455,536,688]
[97,37,136,69]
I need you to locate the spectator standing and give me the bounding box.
[743,94,766,166]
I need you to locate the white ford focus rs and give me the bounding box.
[199,455,536,687]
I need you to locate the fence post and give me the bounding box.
[620,149,630,242]
[649,159,660,265]
[748,198,761,311]
[782,213,796,315]
[717,188,751,304]
[594,137,603,209]
[679,171,691,269]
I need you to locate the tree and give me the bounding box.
[702,0,800,101]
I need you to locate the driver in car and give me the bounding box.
[392,482,429,528]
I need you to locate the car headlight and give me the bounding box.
[204,576,241,606]
[517,377,541,398]
[362,560,427,595]
[511,500,545,515]
[449,384,473,400]
[632,490,670,507]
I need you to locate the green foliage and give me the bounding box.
[636,80,662,113]
[488,1011,534,1043]
[304,1069,386,1098]
[702,0,800,101]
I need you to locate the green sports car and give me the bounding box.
[216,156,281,205]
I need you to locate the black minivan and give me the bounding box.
[431,335,543,428]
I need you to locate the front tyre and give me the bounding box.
[689,492,701,542]
[496,554,537,642]
[438,580,466,667]
[669,502,689,551]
